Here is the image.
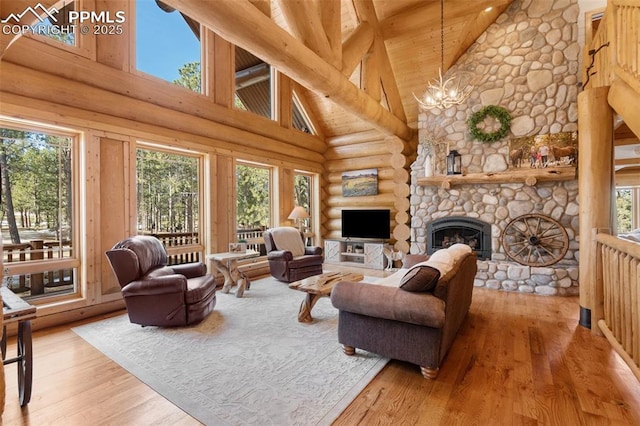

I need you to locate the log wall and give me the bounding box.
[324,129,416,253]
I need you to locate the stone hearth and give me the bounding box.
[410,181,579,296]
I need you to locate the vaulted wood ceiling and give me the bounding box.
[276,0,514,137]
[164,0,514,141]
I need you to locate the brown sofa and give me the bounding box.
[263,227,323,282]
[105,236,217,327]
[330,245,477,379]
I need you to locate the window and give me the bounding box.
[616,187,640,233]
[136,0,201,92]
[235,47,272,120]
[33,1,77,46]
[1,123,78,300]
[236,161,272,252]
[292,92,315,134]
[294,171,313,231]
[136,145,202,264]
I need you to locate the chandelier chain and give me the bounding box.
[440,0,444,72]
[413,0,473,110]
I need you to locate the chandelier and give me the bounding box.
[414,0,473,110]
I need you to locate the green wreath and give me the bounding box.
[468,105,512,143]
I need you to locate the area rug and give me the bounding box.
[72,276,388,425]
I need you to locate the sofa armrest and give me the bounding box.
[331,281,445,328]
[267,250,293,261]
[170,262,207,279]
[122,275,188,297]
[305,246,322,255]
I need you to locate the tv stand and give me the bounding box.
[324,239,387,270]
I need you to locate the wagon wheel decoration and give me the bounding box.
[501,214,569,267]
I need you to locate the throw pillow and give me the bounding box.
[399,265,441,292]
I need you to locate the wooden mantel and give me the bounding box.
[417,167,577,188]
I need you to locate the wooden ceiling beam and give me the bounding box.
[352,0,407,123]
[163,0,413,140]
[341,22,375,77]
[380,0,514,40]
[616,137,640,146]
[319,0,342,69]
[274,0,337,68]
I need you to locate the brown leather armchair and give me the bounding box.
[263,227,323,282]
[105,236,216,327]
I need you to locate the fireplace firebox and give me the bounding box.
[426,217,492,260]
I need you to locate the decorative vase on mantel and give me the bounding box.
[424,154,434,177]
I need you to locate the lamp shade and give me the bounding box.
[288,206,310,220]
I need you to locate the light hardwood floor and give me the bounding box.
[2,285,640,425]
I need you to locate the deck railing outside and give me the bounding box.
[2,239,74,298]
[593,230,640,381]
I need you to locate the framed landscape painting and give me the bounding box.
[342,169,378,197]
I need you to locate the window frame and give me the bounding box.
[24,0,96,59]
[135,141,206,261]
[133,0,204,94]
[0,117,82,304]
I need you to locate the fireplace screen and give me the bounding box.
[426,217,491,260]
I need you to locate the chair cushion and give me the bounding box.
[288,254,324,268]
[399,265,441,292]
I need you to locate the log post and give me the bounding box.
[577,86,614,331]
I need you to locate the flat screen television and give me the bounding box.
[341,209,390,240]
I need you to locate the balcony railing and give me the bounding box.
[593,230,640,381]
[141,229,267,265]
[2,239,74,298]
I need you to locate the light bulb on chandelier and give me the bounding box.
[414,0,473,110]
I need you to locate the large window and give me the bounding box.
[236,161,272,253]
[136,0,201,92]
[294,171,313,232]
[616,187,640,233]
[236,162,272,230]
[1,123,78,300]
[136,145,202,263]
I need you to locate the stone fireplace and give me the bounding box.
[427,217,492,260]
[409,0,581,296]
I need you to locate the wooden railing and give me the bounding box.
[2,239,74,297]
[142,229,267,265]
[593,230,640,381]
[584,0,640,93]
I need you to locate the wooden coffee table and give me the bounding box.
[289,271,363,323]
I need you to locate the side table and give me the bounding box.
[207,250,260,297]
[2,286,36,406]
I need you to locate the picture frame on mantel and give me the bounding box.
[509,131,577,171]
[342,168,378,197]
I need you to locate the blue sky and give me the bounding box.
[136,0,201,83]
